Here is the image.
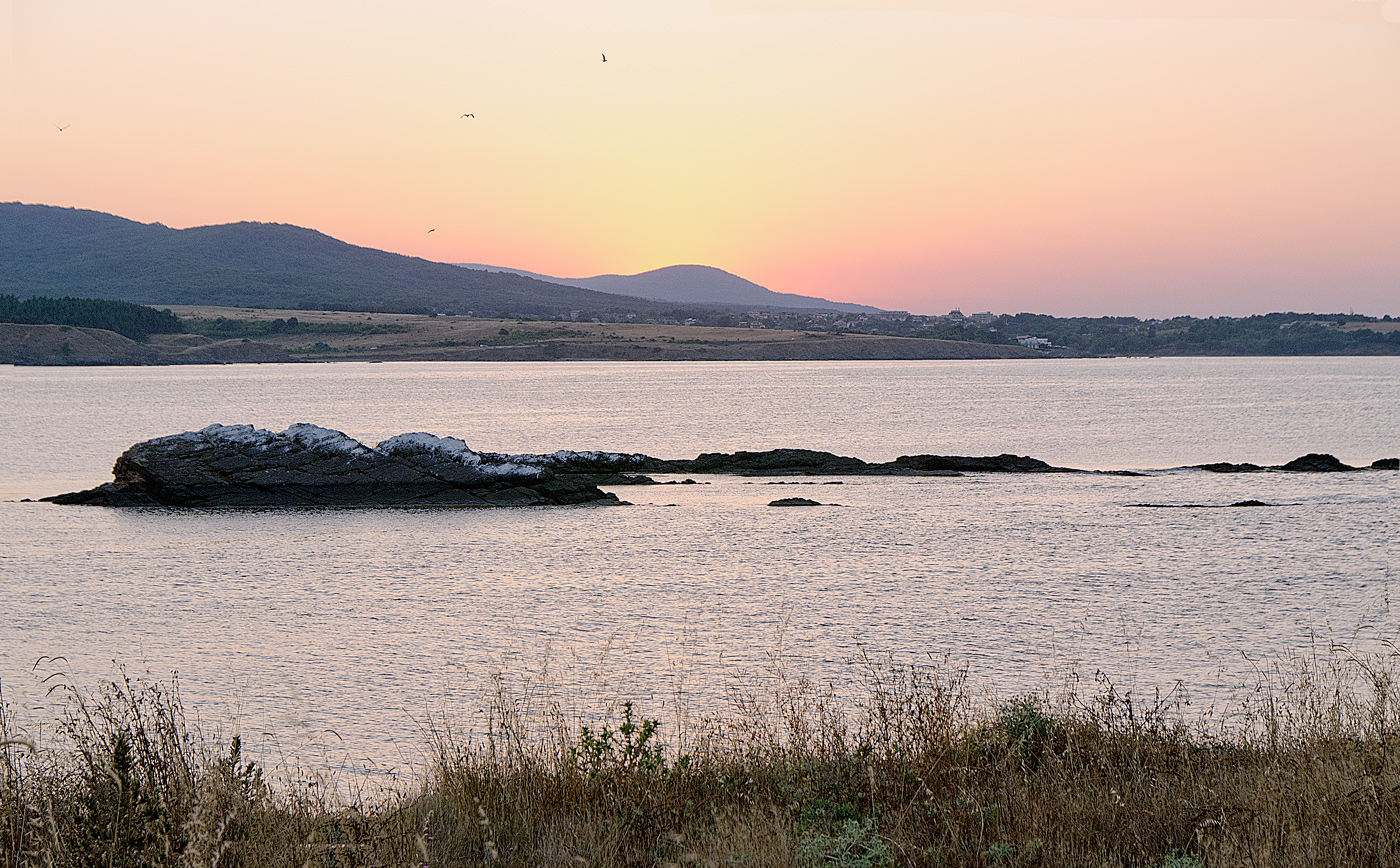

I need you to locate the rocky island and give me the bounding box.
[42,425,1399,508]
[43,425,628,508]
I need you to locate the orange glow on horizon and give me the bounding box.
[3,1,1399,316]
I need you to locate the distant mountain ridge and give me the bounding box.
[0,203,730,318]
[458,263,880,313]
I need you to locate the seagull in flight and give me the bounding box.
[601,53,607,62]
[460,113,474,118]
[427,228,436,233]
[54,124,69,132]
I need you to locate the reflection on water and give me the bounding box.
[0,358,1396,778]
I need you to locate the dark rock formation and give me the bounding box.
[630,449,1077,476]
[1277,453,1354,472]
[44,425,623,508]
[1192,462,1265,473]
[892,453,1072,473]
[681,449,877,476]
[1195,454,1385,473]
[48,429,1390,510]
[573,473,657,486]
[1130,500,1275,508]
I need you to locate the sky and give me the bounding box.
[3,1,1398,317]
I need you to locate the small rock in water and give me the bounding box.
[1372,458,1399,470]
[1229,500,1271,507]
[769,497,822,507]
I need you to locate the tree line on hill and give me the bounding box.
[842,311,1400,355]
[0,295,184,341]
[998,312,1400,355]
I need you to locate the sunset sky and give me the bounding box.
[3,1,1398,316]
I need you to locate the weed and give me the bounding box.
[797,818,890,868]
[568,702,669,778]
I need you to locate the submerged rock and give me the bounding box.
[768,497,822,506]
[43,424,623,508]
[1193,462,1265,473]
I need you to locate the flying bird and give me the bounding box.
[601,53,607,62]
[54,124,69,132]
[427,228,436,233]
[460,113,474,118]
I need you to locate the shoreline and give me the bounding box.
[8,304,1400,365]
[6,645,1397,866]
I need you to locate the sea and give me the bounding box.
[1,357,1396,786]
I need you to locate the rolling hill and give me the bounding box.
[0,203,718,318]
[458,263,879,313]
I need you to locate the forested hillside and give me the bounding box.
[0,295,183,340]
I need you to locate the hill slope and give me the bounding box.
[0,203,696,318]
[459,263,879,313]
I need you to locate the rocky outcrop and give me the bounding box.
[891,453,1071,473]
[1193,453,1383,473]
[44,425,623,508]
[47,430,1396,510]
[678,449,881,476]
[1277,453,1354,472]
[1192,462,1265,473]
[769,497,822,506]
[618,449,1077,476]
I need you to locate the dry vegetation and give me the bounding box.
[4,644,1399,867]
[162,306,1035,361]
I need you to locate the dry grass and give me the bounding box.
[156,306,1035,361]
[3,643,1399,868]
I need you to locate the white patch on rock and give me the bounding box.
[175,423,372,455]
[283,423,371,455]
[379,432,481,463]
[509,449,646,466]
[377,432,542,477]
[194,424,279,446]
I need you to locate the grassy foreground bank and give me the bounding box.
[3,649,1398,868]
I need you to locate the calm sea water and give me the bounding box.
[1,358,1396,782]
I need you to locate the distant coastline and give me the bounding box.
[0,307,1040,365]
[6,304,1400,366]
